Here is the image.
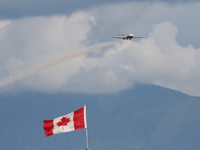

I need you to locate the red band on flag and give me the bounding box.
[74,107,85,130]
[43,120,53,136]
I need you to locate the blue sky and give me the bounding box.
[0,0,200,96]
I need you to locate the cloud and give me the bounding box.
[64,21,200,96]
[0,2,200,96]
[0,12,96,92]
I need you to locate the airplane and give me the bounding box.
[113,33,143,40]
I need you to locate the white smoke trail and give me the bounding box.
[0,42,114,88]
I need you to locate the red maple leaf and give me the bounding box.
[57,117,70,126]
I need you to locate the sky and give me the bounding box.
[0,0,200,96]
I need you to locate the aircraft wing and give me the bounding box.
[133,37,143,38]
[113,37,124,39]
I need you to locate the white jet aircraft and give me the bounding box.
[113,33,143,40]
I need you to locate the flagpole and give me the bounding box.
[85,127,89,149]
[84,105,89,150]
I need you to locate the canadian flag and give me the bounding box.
[43,106,87,136]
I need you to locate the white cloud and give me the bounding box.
[63,21,200,96]
[0,2,200,96]
[0,12,96,92]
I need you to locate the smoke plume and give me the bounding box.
[0,42,114,88]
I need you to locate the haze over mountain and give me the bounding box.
[0,84,199,150]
